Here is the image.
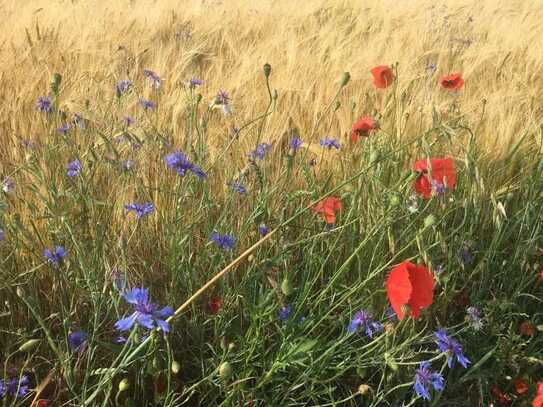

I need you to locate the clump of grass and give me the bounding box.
[1,1,543,405]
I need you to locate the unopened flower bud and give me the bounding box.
[171,360,181,374]
[118,378,130,392]
[19,338,41,352]
[340,72,351,87]
[358,384,370,395]
[272,89,278,100]
[219,361,232,380]
[263,63,272,78]
[281,276,293,296]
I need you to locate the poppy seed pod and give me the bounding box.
[118,378,130,392]
[340,72,351,87]
[219,361,232,380]
[263,63,272,78]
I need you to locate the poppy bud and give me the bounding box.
[171,360,181,374]
[19,338,41,352]
[263,63,272,78]
[219,361,232,380]
[16,286,24,297]
[358,384,370,395]
[196,94,203,103]
[333,101,341,111]
[369,151,379,163]
[339,72,351,87]
[118,378,130,392]
[424,214,436,228]
[272,89,278,100]
[281,276,293,296]
[248,254,255,262]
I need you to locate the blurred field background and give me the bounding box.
[1,0,543,405]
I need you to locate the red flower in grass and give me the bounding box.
[370,65,395,89]
[533,382,543,407]
[313,197,342,224]
[520,321,536,337]
[539,268,543,282]
[413,157,456,199]
[386,261,434,320]
[351,117,379,142]
[491,386,512,405]
[514,377,529,395]
[209,296,223,314]
[440,73,464,90]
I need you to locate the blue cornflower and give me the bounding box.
[431,180,447,196]
[164,151,206,179]
[414,361,444,400]
[320,138,341,149]
[209,232,235,251]
[114,287,174,333]
[188,78,203,88]
[2,177,15,194]
[249,143,272,160]
[4,375,30,399]
[66,159,82,177]
[466,306,483,331]
[143,69,162,89]
[43,245,66,267]
[116,79,132,95]
[347,310,383,338]
[289,137,303,151]
[68,331,88,352]
[434,329,470,368]
[124,202,154,219]
[278,305,292,322]
[215,90,230,105]
[123,116,135,127]
[258,224,269,236]
[57,123,71,135]
[230,181,247,194]
[36,96,53,113]
[139,98,156,110]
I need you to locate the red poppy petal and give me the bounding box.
[414,175,432,199]
[406,264,434,318]
[386,262,413,320]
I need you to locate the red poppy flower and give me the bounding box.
[440,73,464,90]
[539,269,543,282]
[386,261,434,320]
[209,296,223,314]
[370,65,395,89]
[37,401,49,407]
[520,320,536,337]
[491,386,512,405]
[534,382,543,407]
[351,116,379,142]
[413,157,456,199]
[313,197,342,224]
[513,377,529,395]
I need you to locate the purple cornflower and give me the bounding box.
[347,310,383,338]
[466,306,483,330]
[249,143,272,160]
[278,304,292,322]
[230,181,247,194]
[116,79,133,95]
[66,160,82,177]
[68,331,88,352]
[114,287,174,333]
[3,375,30,399]
[121,159,136,172]
[143,69,162,89]
[73,114,86,129]
[123,116,135,127]
[209,232,235,251]
[139,98,156,110]
[320,138,341,150]
[36,96,53,113]
[164,151,206,179]
[188,78,203,89]
[431,180,447,196]
[2,177,15,194]
[43,245,66,267]
[258,224,269,236]
[414,361,444,400]
[289,137,303,151]
[215,90,230,105]
[434,329,470,368]
[57,123,71,135]
[20,139,37,149]
[124,202,154,219]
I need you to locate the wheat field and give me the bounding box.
[1,0,543,405]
